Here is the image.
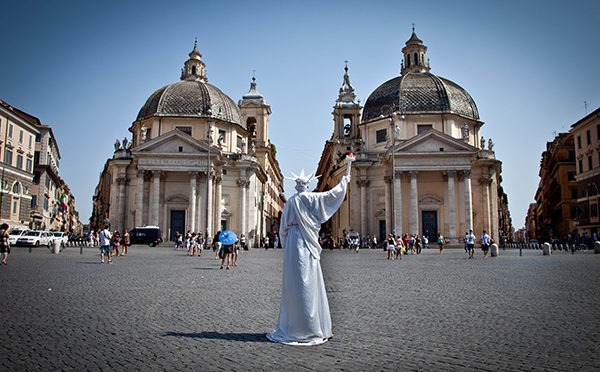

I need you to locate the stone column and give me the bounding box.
[151,170,161,226]
[384,176,392,236]
[189,172,198,232]
[238,179,250,237]
[116,177,127,233]
[214,170,223,233]
[409,170,419,235]
[357,179,370,237]
[463,170,473,232]
[447,170,456,243]
[394,171,402,236]
[480,175,492,233]
[135,170,144,227]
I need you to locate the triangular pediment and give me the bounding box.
[395,130,478,154]
[132,129,213,155]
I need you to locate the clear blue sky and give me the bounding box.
[1,0,598,231]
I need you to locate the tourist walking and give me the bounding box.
[394,235,403,259]
[466,230,475,258]
[111,230,121,257]
[0,223,10,265]
[415,235,422,254]
[122,229,130,256]
[99,226,112,264]
[480,230,491,258]
[387,234,396,260]
[437,232,445,254]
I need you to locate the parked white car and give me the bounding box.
[16,231,54,247]
[8,229,27,245]
[52,232,69,246]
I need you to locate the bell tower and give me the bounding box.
[333,62,362,140]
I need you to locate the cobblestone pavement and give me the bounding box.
[0,245,599,371]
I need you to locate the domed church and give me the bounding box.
[315,29,511,244]
[91,42,285,246]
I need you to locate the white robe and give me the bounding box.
[267,176,350,345]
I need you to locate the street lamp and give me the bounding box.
[205,110,213,249]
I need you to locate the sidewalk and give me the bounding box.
[0,246,598,371]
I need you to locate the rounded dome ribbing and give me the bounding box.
[362,72,479,122]
[136,79,242,125]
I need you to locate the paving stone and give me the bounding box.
[0,246,599,370]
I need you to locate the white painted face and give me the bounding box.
[287,169,319,194]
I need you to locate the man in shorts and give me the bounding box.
[99,226,112,264]
[466,230,476,259]
[480,229,490,259]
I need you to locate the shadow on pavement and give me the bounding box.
[164,331,271,342]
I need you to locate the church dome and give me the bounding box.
[361,72,479,122]
[136,42,242,125]
[136,79,242,124]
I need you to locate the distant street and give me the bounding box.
[0,245,598,371]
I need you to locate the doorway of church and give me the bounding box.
[170,210,185,241]
[422,211,437,245]
[379,220,386,246]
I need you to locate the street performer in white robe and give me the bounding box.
[267,154,355,346]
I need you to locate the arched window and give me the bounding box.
[414,53,419,66]
[191,66,196,75]
[246,117,258,137]
[406,54,411,67]
[12,182,21,195]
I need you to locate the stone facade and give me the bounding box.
[315,30,511,245]
[0,100,39,229]
[569,106,600,237]
[534,133,577,241]
[91,44,285,246]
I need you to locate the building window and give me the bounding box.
[18,130,23,144]
[588,155,593,171]
[568,171,576,181]
[569,150,575,161]
[571,188,578,199]
[578,135,581,149]
[31,195,37,208]
[8,123,13,139]
[25,158,32,172]
[12,199,18,215]
[28,135,33,149]
[43,197,49,211]
[587,130,591,145]
[218,130,226,142]
[34,151,40,165]
[175,126,192,136]
[12,182,21,194]
[45,175,50,189]
[33,171,41,184]
[579,160,583,174]
[35,133,41,142]
[16,154,23,169]
[5,149,12,166]
[376,129,387,143]
[592,204,598,218]
[417,124,433,134]
[1,199,8,214]
[237,135,244,149]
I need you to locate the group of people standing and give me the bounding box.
[385,233,430,259]
[97,226,130,264]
